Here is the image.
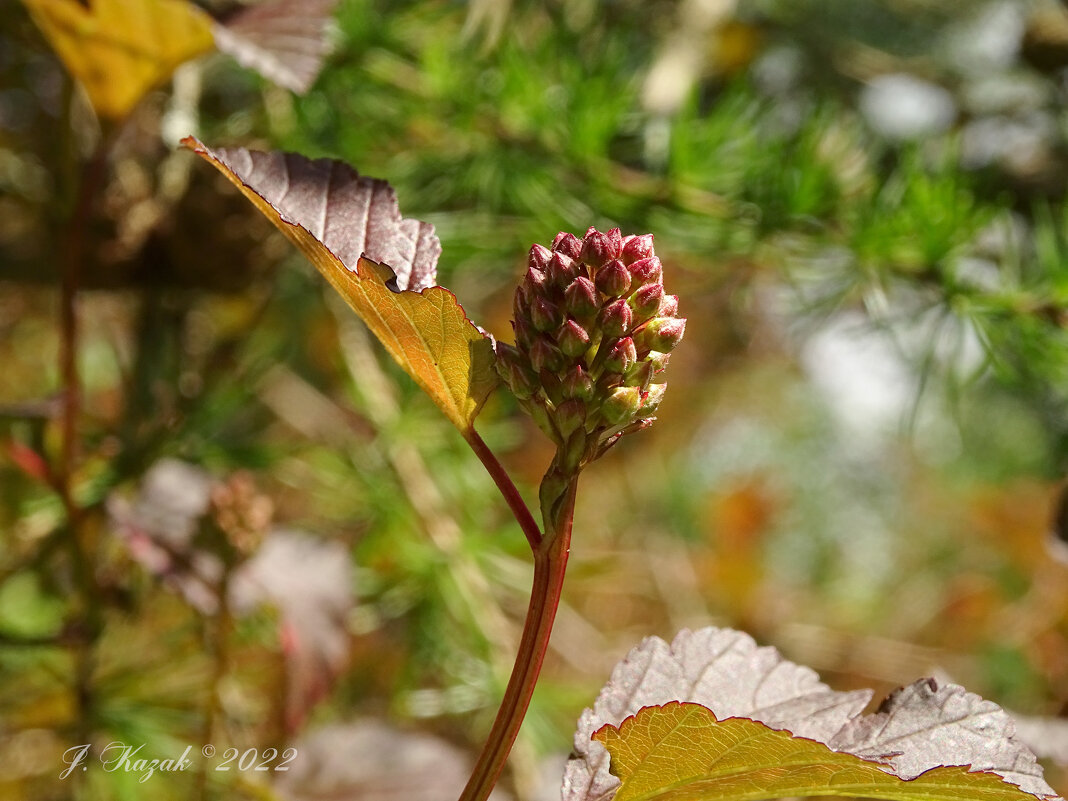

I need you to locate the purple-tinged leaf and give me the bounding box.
[183,138,498,431]
[212,0,338,95]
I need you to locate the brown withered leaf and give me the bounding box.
[212,0,338,95]
[182,138,498,431]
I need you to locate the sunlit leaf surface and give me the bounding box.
[595,701,1054,801]
[21,0,214,120]
[182,138,498,431]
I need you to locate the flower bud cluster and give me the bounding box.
[497,227,685,472]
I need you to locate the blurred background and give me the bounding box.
[2,0,1068,798]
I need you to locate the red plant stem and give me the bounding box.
[458,476,578,801]
[464,429,543,550]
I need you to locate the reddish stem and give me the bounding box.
[464,429,543,550]
[458,475,578,801]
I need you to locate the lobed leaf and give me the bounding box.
[595,701,1052,801]
[21,0,215,121]
[564,627,1061,801]
[182,138,498,431]
[212,0,339,95]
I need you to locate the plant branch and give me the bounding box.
[464,429,543,550]
[458,473,578,801]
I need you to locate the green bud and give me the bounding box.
[639,383,667,416]
[562,364,594,400]
[595,259,630,298]
[634,316,685,354]
[562,428,588,472]
[602,385,642,426]
[555,398,586,440]
[623,359,654,392]
[557,319,591,358]
[496,344,538,400]
[647,350,671,373]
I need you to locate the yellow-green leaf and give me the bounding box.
[21,0,215,121]
[182,137,498,432]
[595,702,1051,801]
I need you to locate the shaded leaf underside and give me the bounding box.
[596,702,1053,801]
[182,138,497,431]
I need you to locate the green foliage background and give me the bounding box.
[1,0,1067,799]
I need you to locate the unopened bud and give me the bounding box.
[513,317,536,350]
[581,228,621,268]
[623,360,654,392]
[547,252,579,288]
[602,385,642,425]
[595,259,631,298]
[564,276,599,322]
[628,256,662,291]
[552,232,582,260]
[530,336,565,373]
[557,319,591,357]
[647,351,671,373]
[598,298,633,338]
[555,398,586,440]
[562,428,588,472]
[639,383,667,416]
[629,282,664,324]
[603,336,637,374]
[531,296,560,332]
[635,316,685,353]
[562,364,594,401]
[659,294,679,317]
[528,243,552,271]
[621,234,654,264]
[523,265,549,296]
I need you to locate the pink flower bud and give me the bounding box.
[629,282,664,324]
[564,276,599,321]
[552,231,582,260]
[528,243,552,271]
[581,228,622,268]
[621,234,654,264]
[557,319,591,358]
[530,336,565,373]
[531,296,560,332]
[598,298,633,338]
[627,256,662,290]
[595,259,631,298]
[513,317,536,350]
[547,252,580,288]
[659,294,679,317]
[603,336,637,374]
[523,265,549,297]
